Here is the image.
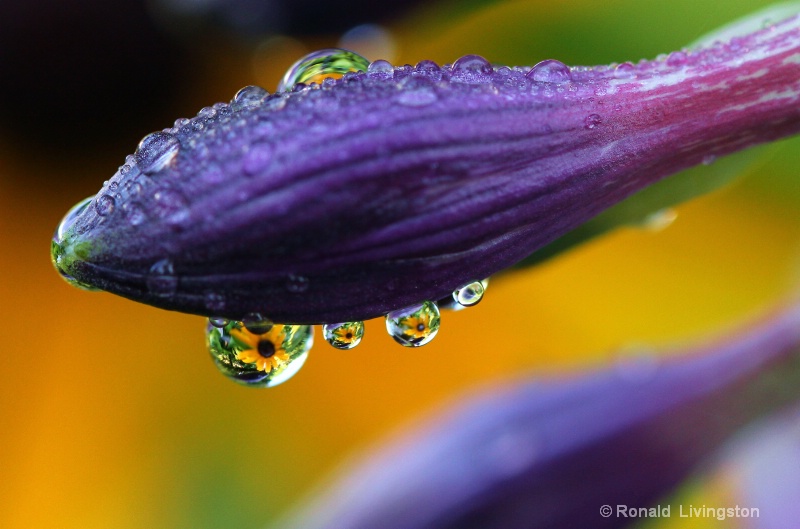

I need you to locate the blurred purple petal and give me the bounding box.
[278,303,800,529]
[53,16,800,323]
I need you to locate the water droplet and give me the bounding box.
[278,49,369,92]
[134,132,180,176]
[613,62,636,79]
[204,292,226,312]
[451,54,493,83]
[641,208,678,231]
[385,301,440,347]
[153,188,189,227]
[198,106,217,120]
[286,274,310,293]
[55,196,93,242]
[207,320,313,387]
[367,59,394,79]
[323,321,365,349]
[209,317,229,328]
[414,60,442,81]
[146,258,178,296]
[120,164,132,176]
[242,313,273,335]
[453,281,485,307]
[666,51,687,67]
[584,113,602,130]
[527,60,571,84]
[242,143,273,175]
[232,86,268,108]
[95,194,115,216]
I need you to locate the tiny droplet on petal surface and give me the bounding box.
[277,48,370,91]
[134,132,180,175]
[527,60,571,84]
[322,321,365,349]
[206,320,313,387]
[95,194,116,216]
[385,301,441,347]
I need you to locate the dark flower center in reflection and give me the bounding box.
[346,332,353,339]
[257,340,276,358]
[417,323,426,332]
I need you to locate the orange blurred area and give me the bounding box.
[1,1,799,528]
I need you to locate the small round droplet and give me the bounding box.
[95,194,116,216]
[134,132,180,175]
[527,60,571,84]
[666,51,687,67]
[451,54,493,83]
[286,275,310,293]
[414,60,441,80]
[453,281,485,307]
[242,143,273,175]
[278,49,369,91]
[122,201,147,226]
[385,301,440,347]
[198,106,217,119]
[614,62,636,79]
[323,321,365,349]
[232,86,268,108]
[146,258,178,296]
[209,317,229,328]
[207,320,313,387]
[584,113,602,130]
[242,313,274,335]
[367,59,394,79]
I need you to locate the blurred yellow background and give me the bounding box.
[1,0,799,528]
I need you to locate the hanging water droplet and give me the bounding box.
[641,208,678,231]
[614,62,636,79]
[242,313,273,335]
[209,317,229,328]
[51,196,101,291]
[453,280,485,308]
[286,274,310,293]
[146,258,178,296]
[278,48,370,91]
[385,301,440,347]
[323,321,365,349]
[527,60,571,84]
[207,320,313,387]
[232,86,268,109]
[584,113,602,130]
[451,54,493,83]
[367,59,394,79]
[95,194,116,216]
[134,132,180,176]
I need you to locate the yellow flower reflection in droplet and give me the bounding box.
[231,325,289,373]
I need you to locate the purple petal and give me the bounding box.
[276,303,800,529]
[53,16,800,323]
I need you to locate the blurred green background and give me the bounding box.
[1,0,799,528]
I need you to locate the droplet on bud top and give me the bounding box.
[385,301,440,347]
[278,48,370,91]
[451,54,493,83]
[206,320,313,387]
[527,60,571,84]
[134,132,180,175]
[323,321,365,349]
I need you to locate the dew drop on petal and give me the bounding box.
[232,86,268,108]
[414,60,442,81]
[209,317,229,328]
[55,196,93,243]
[146,258,178,296]
[323,321,365,349]
[95,194,115,216]
[614,62,636,79]
[451,54,493,83]
[584,113,602,130]
[385,301,440,347]
[122,201,147,226]
[134,132,180,176]
[242,143,273,176]
[278,48,369,91]
[206,320,313,387]
[242,313,273,335]
[453,280,485,307]
[666,51,688,67]
[51,196,101,291]
[367,59,394,79]
[527,60,571,84]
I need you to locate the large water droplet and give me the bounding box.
[453,281,485,307]
[146,258,178,296]
[278,48,370,91]
[134,132,180,176]
[207,320,313,387]
[527,60,571,84]
[95,194,116,216]
[51,196,100,292]
[323,321,365,349]
[55,196,93,242]
[414,60,442,81]
[385,301,440,347]
[451,54,493,83]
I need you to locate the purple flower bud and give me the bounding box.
[52,16,800,323]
